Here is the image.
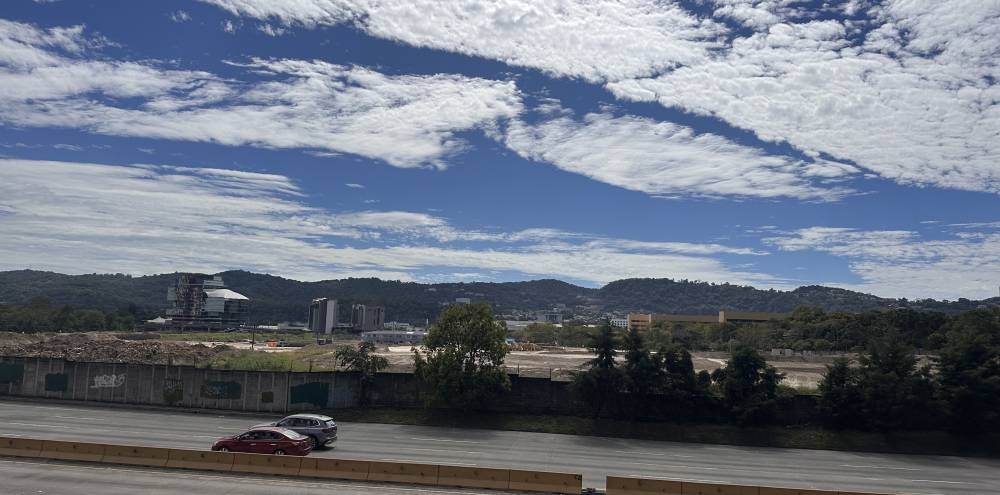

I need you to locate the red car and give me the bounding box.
[212,426,312,456]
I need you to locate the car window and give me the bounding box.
[307,419,319,427]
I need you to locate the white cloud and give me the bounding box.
[505,110,855,200]
[345,183,365,189]
[765,226,1000,299]
[201,0,725,82]
[257,23,285,36]
[607,2,1000,194]
[221,20,238,33]
[170,10,192,23]
[0,20,523,169]
[0,159,782,287]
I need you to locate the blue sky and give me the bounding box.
[0,0,998,300]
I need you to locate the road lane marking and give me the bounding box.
[409,437,479,444]
[404,448,482,455]
[614,450,693,458]
[910,479,968,484]
[378,457,478,467]
[624,462,719,470]
[841,464,920,471]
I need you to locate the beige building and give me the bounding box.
[626,310,787,331]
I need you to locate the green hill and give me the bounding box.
[0,270,995,324]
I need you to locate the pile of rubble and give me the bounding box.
[0,332,231,365]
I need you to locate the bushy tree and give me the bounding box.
[935,309,1000,433]
[621,327,661,418]
[817,357,863,428]
[712,347,784,425]
[572,323,624,418]
[855,327,939,430]
[413,303,510,411]
[335,341,389,406]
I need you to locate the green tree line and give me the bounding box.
[0,298,140,332]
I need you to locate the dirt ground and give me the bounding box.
[0,332,232,365]
[375,344,837,387]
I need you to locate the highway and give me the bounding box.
[0,399,997,494]
[0,457,511,495]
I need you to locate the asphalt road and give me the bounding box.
[0,399,998,494]
[0,457,515,495]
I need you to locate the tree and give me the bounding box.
[817,357,863,429]
[713,346,784,425]
[854,327,940,430]
[412,303,510,410]
[621,327,661,419]
[935,308,1000,433]
[335,341,389,406]
[572,322,624,418]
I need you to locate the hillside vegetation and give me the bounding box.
[0,270,996,324]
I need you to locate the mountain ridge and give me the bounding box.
[0,270,996,324]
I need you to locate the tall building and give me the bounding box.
[352,304,385,332]
[165,274,248,328]
[308,298,339,335]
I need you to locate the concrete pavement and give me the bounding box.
[0,399,997,493]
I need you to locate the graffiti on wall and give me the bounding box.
[45,373,68,392]
[200,380,241,400]
[0,362,24,384]
[290,382,329,407]
[90,374,126,389]
[164,379,184,404]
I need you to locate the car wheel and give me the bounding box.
[218,447,230,452]
[274,449,285,455]
[307,436,318,449]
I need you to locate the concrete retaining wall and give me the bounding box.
[0,356,583,414]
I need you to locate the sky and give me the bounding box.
[0,0,998,301]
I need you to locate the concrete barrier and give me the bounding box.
[231,452,303,476]
[509,469,583,495]
[40,439,106,462]
[367,461,439,485]
[437,465,511,490]
[0,437,44,458]
[100,444,170,467]
[607,476,683,494]
[299,457,371,481]
[166,448,235,472]
[685,482,759,494]
[759,488,836,495]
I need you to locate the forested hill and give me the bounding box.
[0,270,995,324]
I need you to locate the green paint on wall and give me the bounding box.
[0,363,24,384]
[290,381,329,407]
[164,379,183,404]
[44,373,68,392]
[200,380,241,400]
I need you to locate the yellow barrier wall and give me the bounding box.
[231,452,303,476]
[298,457,371,481]
[437,465,511,490]
[0,437,44,458]
[606,475,683,494]
[509,469,583,495]
[758,488,836,495]
[684,481,760,494]
[40,440,106,462]
[101,444,170,467]
[367,461,439,485]
[165,448,235,472]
